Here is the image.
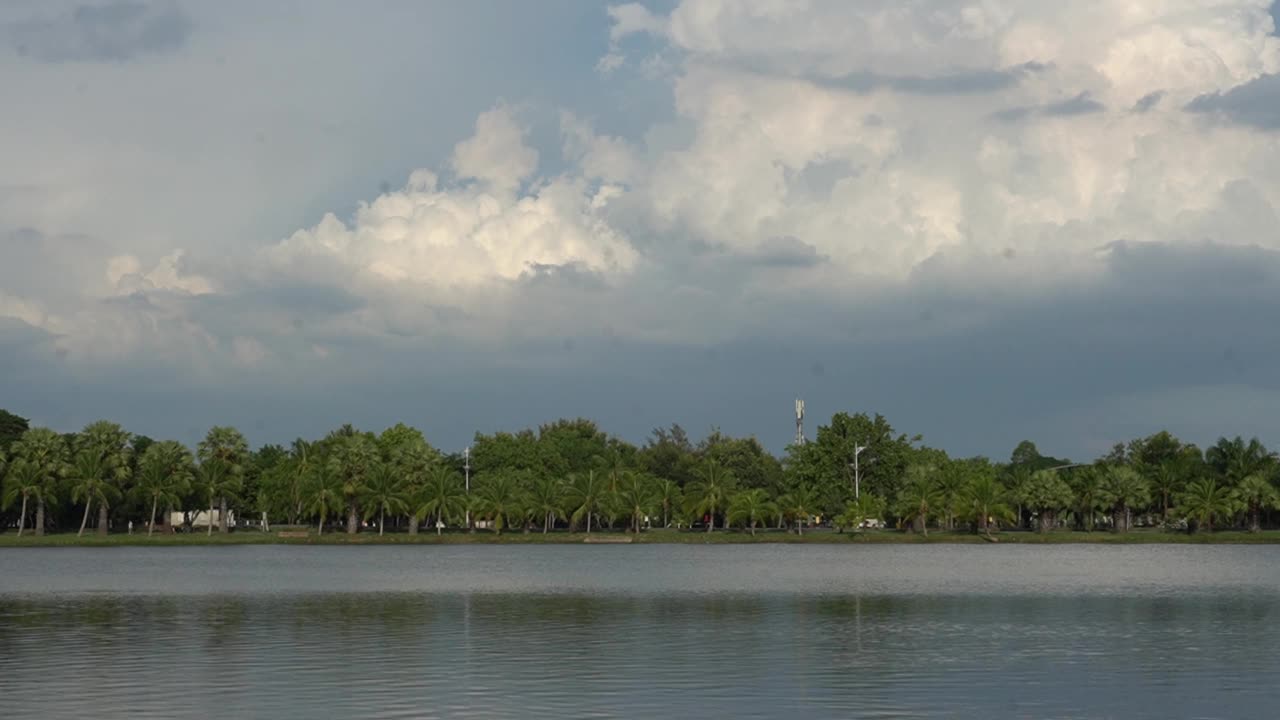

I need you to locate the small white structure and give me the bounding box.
[168,510,236,529]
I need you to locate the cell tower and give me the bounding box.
[795,398,806,445]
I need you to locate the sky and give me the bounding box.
[3,0,1280,462]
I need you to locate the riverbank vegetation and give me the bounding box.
[2,407,1279,543]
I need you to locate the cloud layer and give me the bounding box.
[4,1,1280,459]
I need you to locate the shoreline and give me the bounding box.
[3,528,1280,547]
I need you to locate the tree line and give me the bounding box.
[0,408,1276,537]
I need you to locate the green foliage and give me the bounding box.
[0,409,30,451]
[895,464,942,536]
[471,471,524,535]
[1177,478,1237,533]
[1233,474,1280,533]
[960,472,1013,535]
[683,459,738,532]
[785,412,921,515]
[1100,465,1151,533]
[833,494,886,533]
[567,469,607,533]
[1021,469,1074,532]
[727,489,777,535]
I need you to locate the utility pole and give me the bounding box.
[464,446,471,530]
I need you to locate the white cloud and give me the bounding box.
[449,105,540,195]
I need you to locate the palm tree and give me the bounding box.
[527,475,566,534]
[1178,477,1236,533]
[1004,465,1033,530]
[134,441,194,537]
[683,459,737,532]
[197,426,249,533]
[614,472,657,534]
[1070,466,1105,532]
[386,438,435,534]
[361,464,409,536]
[472,472,522,535]
[567,470,607,534]
[962,474,1013,537]
[654,478,682,528]
[1233,474,1279,533]
[1145,459,1186,518]
[197,460,242,536]
[1021,469,1073,533]
[896,465,942,536]
[834,494,887,534]
[78,421,133,535]
[727,489,776,536]
[328,434,378,534]
[1100,465,1150,533]
[305,466,343,535]
[777,484,819,535]
[2,461,43,537]
[1206,436,1274,487]
[8,428,67,536]
[935,464,969,531]
[415,465,467,535]
[69,451,118,538]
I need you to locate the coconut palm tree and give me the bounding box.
[777,484,819,535]
[197,460,242,536]
[69,451,118,537]
[472,472,522,535]
[896,465,942,536]
[935,463,969,531]
[134,441,194,537]
[962,474,1014,537]
[654,478,682,528]
[1004,464,1033,530]
[834,494,887,534]
[1100,465,1150,533]
[1206,436,1274,487]
[361,464,409,536]
[614,472,658,534]
[8,428,67,536]
[328,433,378,534]
[2,461,44,537]
[567,470,607,534]
[415,465,467,535]
[305,466,343,535]
[526,474,566,534]
[683,459,737,532]
[1070,466,1106,532]
[727,489,776,536]
[78,421,133,535]
[196,426,249,533]
[1145,459,1186,519]
[1233,474,1279,533]
[1177,477,1236,533]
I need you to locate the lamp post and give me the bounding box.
[850,445,867,499]
[463,446,471,529]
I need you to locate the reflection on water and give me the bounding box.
[1,546,1278,718]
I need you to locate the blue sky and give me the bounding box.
[4,0,1280,461]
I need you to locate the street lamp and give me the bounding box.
[463,446,471,529]
[849,445,868,499]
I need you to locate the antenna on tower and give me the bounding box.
[795,398,806,445]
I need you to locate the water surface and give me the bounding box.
[1,545,1276,718]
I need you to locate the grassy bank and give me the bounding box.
[3,527,1280,547]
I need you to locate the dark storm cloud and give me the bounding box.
[744,236,827,269]
[1186,74,1280,129]
[1132,91,1164,113]
[813,62,1047,96]
[8,1,192,62]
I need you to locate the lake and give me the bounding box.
[1,544,1277,718]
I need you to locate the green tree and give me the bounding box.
[1100,465,1150,533]
[833,494,886,534]
[1206,437,1274,486]
[962,473,1014,537]
[134,441,194,537]
[1177,478,1236,533]
[1145,459,1188,519]
[683,459,738,532]
[614,472,658,534]
[567,470,607,534]
[777,484,819,535]
[361,464,409,536]
[415,465,468,535]
[197,460,241,536]
[78,421,133,535]
[654,478,682,528]
[328,432,378,534]
[526,475,566,534]
[896,465,942,536]
[304,466,343,535]
[8,428,67,536]
[196,426,249,533]
[1233,474,1279,533]
[935,460,969,530]
[69,450,118,537]
[472,472,522,535]
[727,489,776,536]
[1070,466,1106,532]
[1022,469,1074,533]
[0,409,30,452]
[2,461,48,537]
